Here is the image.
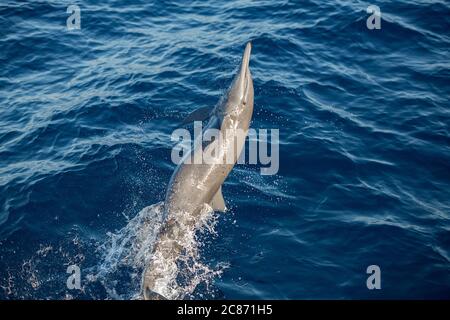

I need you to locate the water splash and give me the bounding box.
[94,202,227,300]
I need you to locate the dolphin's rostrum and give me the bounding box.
[142,42,254,299]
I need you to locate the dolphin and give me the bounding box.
[142,42,254,300]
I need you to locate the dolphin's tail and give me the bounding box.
[143,287,168,300]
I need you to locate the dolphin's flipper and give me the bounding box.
[182,106,212,124]
[211,186,226,212]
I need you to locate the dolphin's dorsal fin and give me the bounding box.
[182,106,212,125]
[211,186,226,212]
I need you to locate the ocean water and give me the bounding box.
[0,0,449,299]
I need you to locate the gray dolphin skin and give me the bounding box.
[142,42,254,300]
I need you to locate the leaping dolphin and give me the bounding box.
[142,42,254,300]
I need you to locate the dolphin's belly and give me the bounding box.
[164,114,241,217]
[165,161,233,217]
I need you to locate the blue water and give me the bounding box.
[1,0,449,299]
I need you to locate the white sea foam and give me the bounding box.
[94,202,227,299]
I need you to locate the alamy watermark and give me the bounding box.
[171,121,279,175]
[66,264,81,290]
[66,5,81,30]
[366,265,381,290]
[366,5,381,30]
